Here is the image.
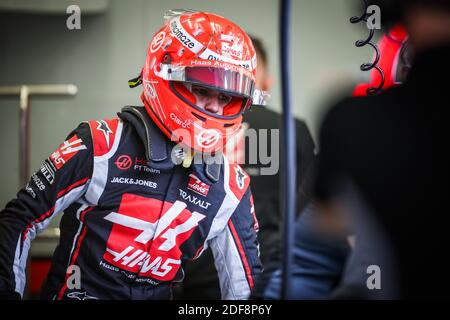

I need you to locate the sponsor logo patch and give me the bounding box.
[114,156,161,174]
[40,160,56,184]
[196,129,220,149]
[66,291,98,300]
[25,183,36,198]
[114,155,133,170]
[31,173,45,191]
[110,177,157,189]
[144,79,157,99]
[103,195,205,281]
[187,174,210,196]
[96,120,113,148]
[234,165,247,190]
[220,34,244,60]
[50,135,87,169]
[134,157,160,174]
[179,189,211,210]
[170,19,197,50]
[170,113,191,129]
[150,31,165,53]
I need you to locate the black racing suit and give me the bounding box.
[0,106,262,300]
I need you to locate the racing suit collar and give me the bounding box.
[118,106,221,183]
[119,106,170,164]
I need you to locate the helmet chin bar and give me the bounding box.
[169,81,249,121]
[143,94,230,155]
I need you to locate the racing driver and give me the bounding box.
[0,10,267,300]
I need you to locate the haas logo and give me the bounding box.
[220,34,244,60]
[187,174,210,196]
[103,194,205,281]
[114,155,133,170]
[196,129,220,148]
[50,135,87,169]
[150,31,165,53]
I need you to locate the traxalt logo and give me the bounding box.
[103,195,205,280]
[179,189,211,210]
[50,135,86,169]
[187,174,210,196]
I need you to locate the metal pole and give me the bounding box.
[19,86,31,186]
[280,0,296,299]
[0,84,78,186]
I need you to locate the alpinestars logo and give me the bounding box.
[103,194,205,281]
[96,120,113,148]
[66,291,98,300]
[235,166,247,190]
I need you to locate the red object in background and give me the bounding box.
[28,259,52,295]
[353,24,408,96]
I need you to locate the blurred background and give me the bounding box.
[0,0,377,206]
[0,0,375,297]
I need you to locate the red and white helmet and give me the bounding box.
[140,10,269,153]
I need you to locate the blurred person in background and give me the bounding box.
[0,10,264,300]
[246,37,351,300]
[313,0,450,298]
[175,37,334,299]
[252,22,414,299]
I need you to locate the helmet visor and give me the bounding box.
[184,66,254,98]
[170,81,248,119]
[157,64,268,105]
